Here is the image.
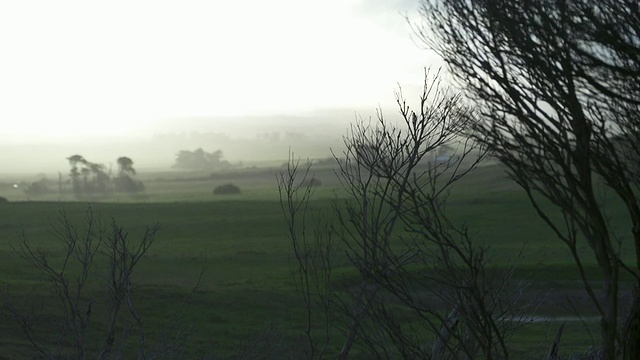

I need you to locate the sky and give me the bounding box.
[0,0,439,145]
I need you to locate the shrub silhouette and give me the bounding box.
[0,196,8,203]
[213,183,241,195]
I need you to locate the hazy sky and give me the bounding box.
[0,0,437,144]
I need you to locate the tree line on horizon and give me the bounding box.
[23,155,144,197]
[67,155,144,195]
[172,148,237,170]
[5,0,640,358]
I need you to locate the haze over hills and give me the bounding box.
[0,0,436,177]
[0,108,386,175]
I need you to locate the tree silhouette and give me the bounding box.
[67,154,86,193]
[173,148,228,170]
[420,0,640,357]
[116,157,135,176]
[66,155,143,195]
[114,156,143,193]
[279,71,523,359]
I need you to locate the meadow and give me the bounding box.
[0,162,633,358]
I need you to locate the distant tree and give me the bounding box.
[174,150,197,169]
[173,148,229,170]
[66,155,144,195]
[67,154,86,167]
[67,154,86,193]
[206,149,224,165]
[116,156,136,176]
[88,163,110,193]
[114,156,144,192]
[80,167,91,193]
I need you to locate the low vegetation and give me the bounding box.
[1,0,637,357]
[213,183,242,195]
[0,161,630,358]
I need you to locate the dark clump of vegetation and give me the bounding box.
[173,148,234,171]
[66,155,145,197]
[0,196,8,203]
[213,183,241,195]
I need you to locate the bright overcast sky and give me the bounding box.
[0,0,438,142]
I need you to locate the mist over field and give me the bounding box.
[0,108,381,174]
[0,0,431,178]
[7,0,637,357]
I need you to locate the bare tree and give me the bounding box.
[419,0,640,358]
[280,70,525,358]
[2,208,171,359]
[97,219,158,360]
[6,209,104,359]
[277,155,336,359]
[116,156,136,177]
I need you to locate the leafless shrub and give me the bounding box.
[277,154,337,359]
[280,70,528,359]
[2,207,199,359]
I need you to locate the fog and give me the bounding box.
[0,108,389,174]
[0,0,440,175]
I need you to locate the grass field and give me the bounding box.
[0,162,634,358]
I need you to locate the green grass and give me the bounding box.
[0,162,634,358]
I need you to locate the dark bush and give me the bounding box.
[213,183,241,195]
[0,196,7,203]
